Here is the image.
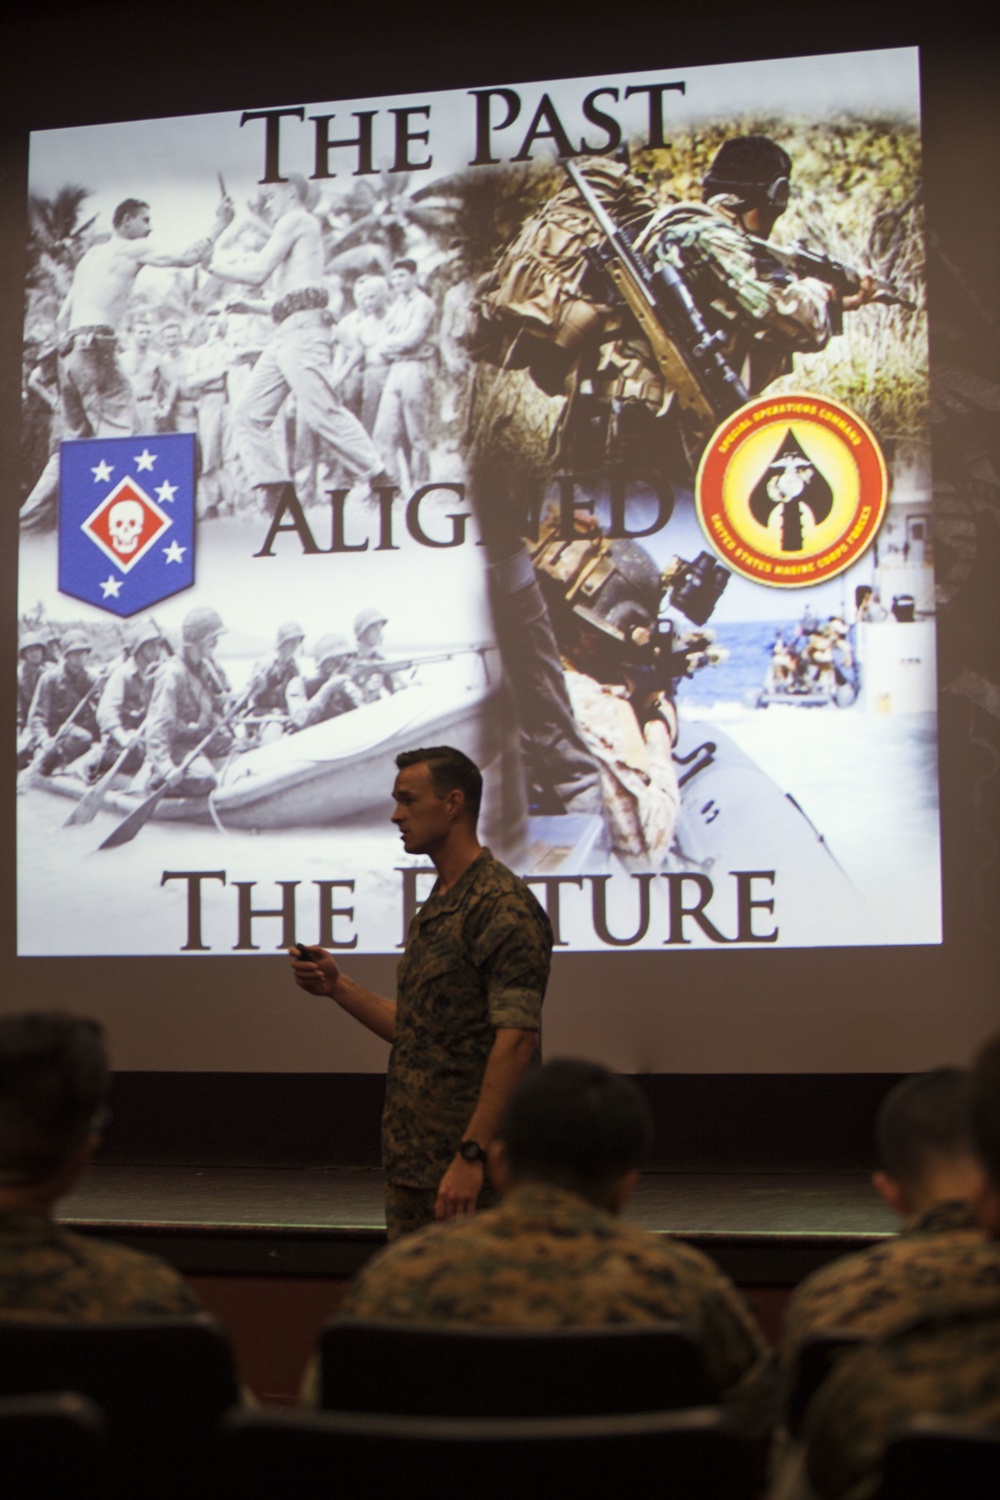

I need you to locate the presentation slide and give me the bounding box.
[16,47,941,958]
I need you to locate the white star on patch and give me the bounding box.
[155,479,178,504]
[134,449,157,471]
[163,540,186,563]
[100,575,123,598]
[92,460,114,483]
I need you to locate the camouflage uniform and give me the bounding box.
[800,1297,1000,1500]
[781,1201,1000,1376]
[0,1209,201,1320]
[563,668,680,869]
[643,196,834,396]
[340,1182,773,1429]
[382,850,552,1235]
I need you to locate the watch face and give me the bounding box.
[460,1140,485,1163]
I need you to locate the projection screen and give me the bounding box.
[5,25,996,1072]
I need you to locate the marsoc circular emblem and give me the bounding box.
[694,394,888,588]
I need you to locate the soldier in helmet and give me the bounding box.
[245,621,307,717]
[92,618,164,779]
[531,519,681,869]
[350,606,400,704]
[286,633,363,730]
[144,608,234,797]
[27,630,100,778]
[17,633,48,768]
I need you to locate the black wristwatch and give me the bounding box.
[459,1138,487,1164]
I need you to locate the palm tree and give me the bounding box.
[25,185,97,300]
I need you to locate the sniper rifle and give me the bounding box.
[565,158,750,424]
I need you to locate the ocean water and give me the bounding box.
[675,620,787,707]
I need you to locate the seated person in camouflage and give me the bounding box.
[781,1068,994,1380]
[0,1012,202,1320]
[334,1059,773,1432]
[788,1038,1000,1500]
[286,633,363,730]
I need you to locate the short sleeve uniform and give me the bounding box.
[382,848,552,1189]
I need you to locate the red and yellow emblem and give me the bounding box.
[695,394,888,587]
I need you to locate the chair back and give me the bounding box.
[876,1415,1000,1499]
[219,1405,757,1500]
[0,1392,105,1500]
[320,1316,717,1416]
[787,1328,868,1436]
[0,1315,239,1500]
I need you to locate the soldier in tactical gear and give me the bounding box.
[145,607,234,797]
[286,633,363,730]
[635,133,875,416]
[27,630,100,779]
[246,621,306,716]
[531,520,681,868]
[92,618,164,779]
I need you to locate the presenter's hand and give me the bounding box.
[435,1155,484,1222]
[289,945,341,998]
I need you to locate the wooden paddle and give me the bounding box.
[98,688,251,850]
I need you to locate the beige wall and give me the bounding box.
[3,946,996,1073]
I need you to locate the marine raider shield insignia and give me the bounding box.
[57,432,196,617]
[694,394,888,587]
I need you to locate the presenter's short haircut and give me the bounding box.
[499,1058,653,1195]
[396,745,482,821]
[874,1067,974,1186]
[970,1035,1000,1185]
[0,1013,109,1186]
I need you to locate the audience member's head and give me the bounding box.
[969,1033,1000,1238]
[0,1013,109,1209]
[872,1067,984,1218]
[491,1058,653,1214]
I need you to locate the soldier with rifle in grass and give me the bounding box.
[466,136,895,831]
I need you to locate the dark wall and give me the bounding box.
[101,1071,903,1172]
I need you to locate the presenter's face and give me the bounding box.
[391,763,450,855]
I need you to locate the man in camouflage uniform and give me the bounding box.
[144,607,233,797]
[292,746,552,1240]
[92,617,164,779]
[532,518,681,868]
[245,621,306,716]
[781,1069,994,1380]
[0,1012,202,1319]
[335,1059,772,1432]
[27,630,100,778]
[286,633,363,730]
[789,1037,1000,1500]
